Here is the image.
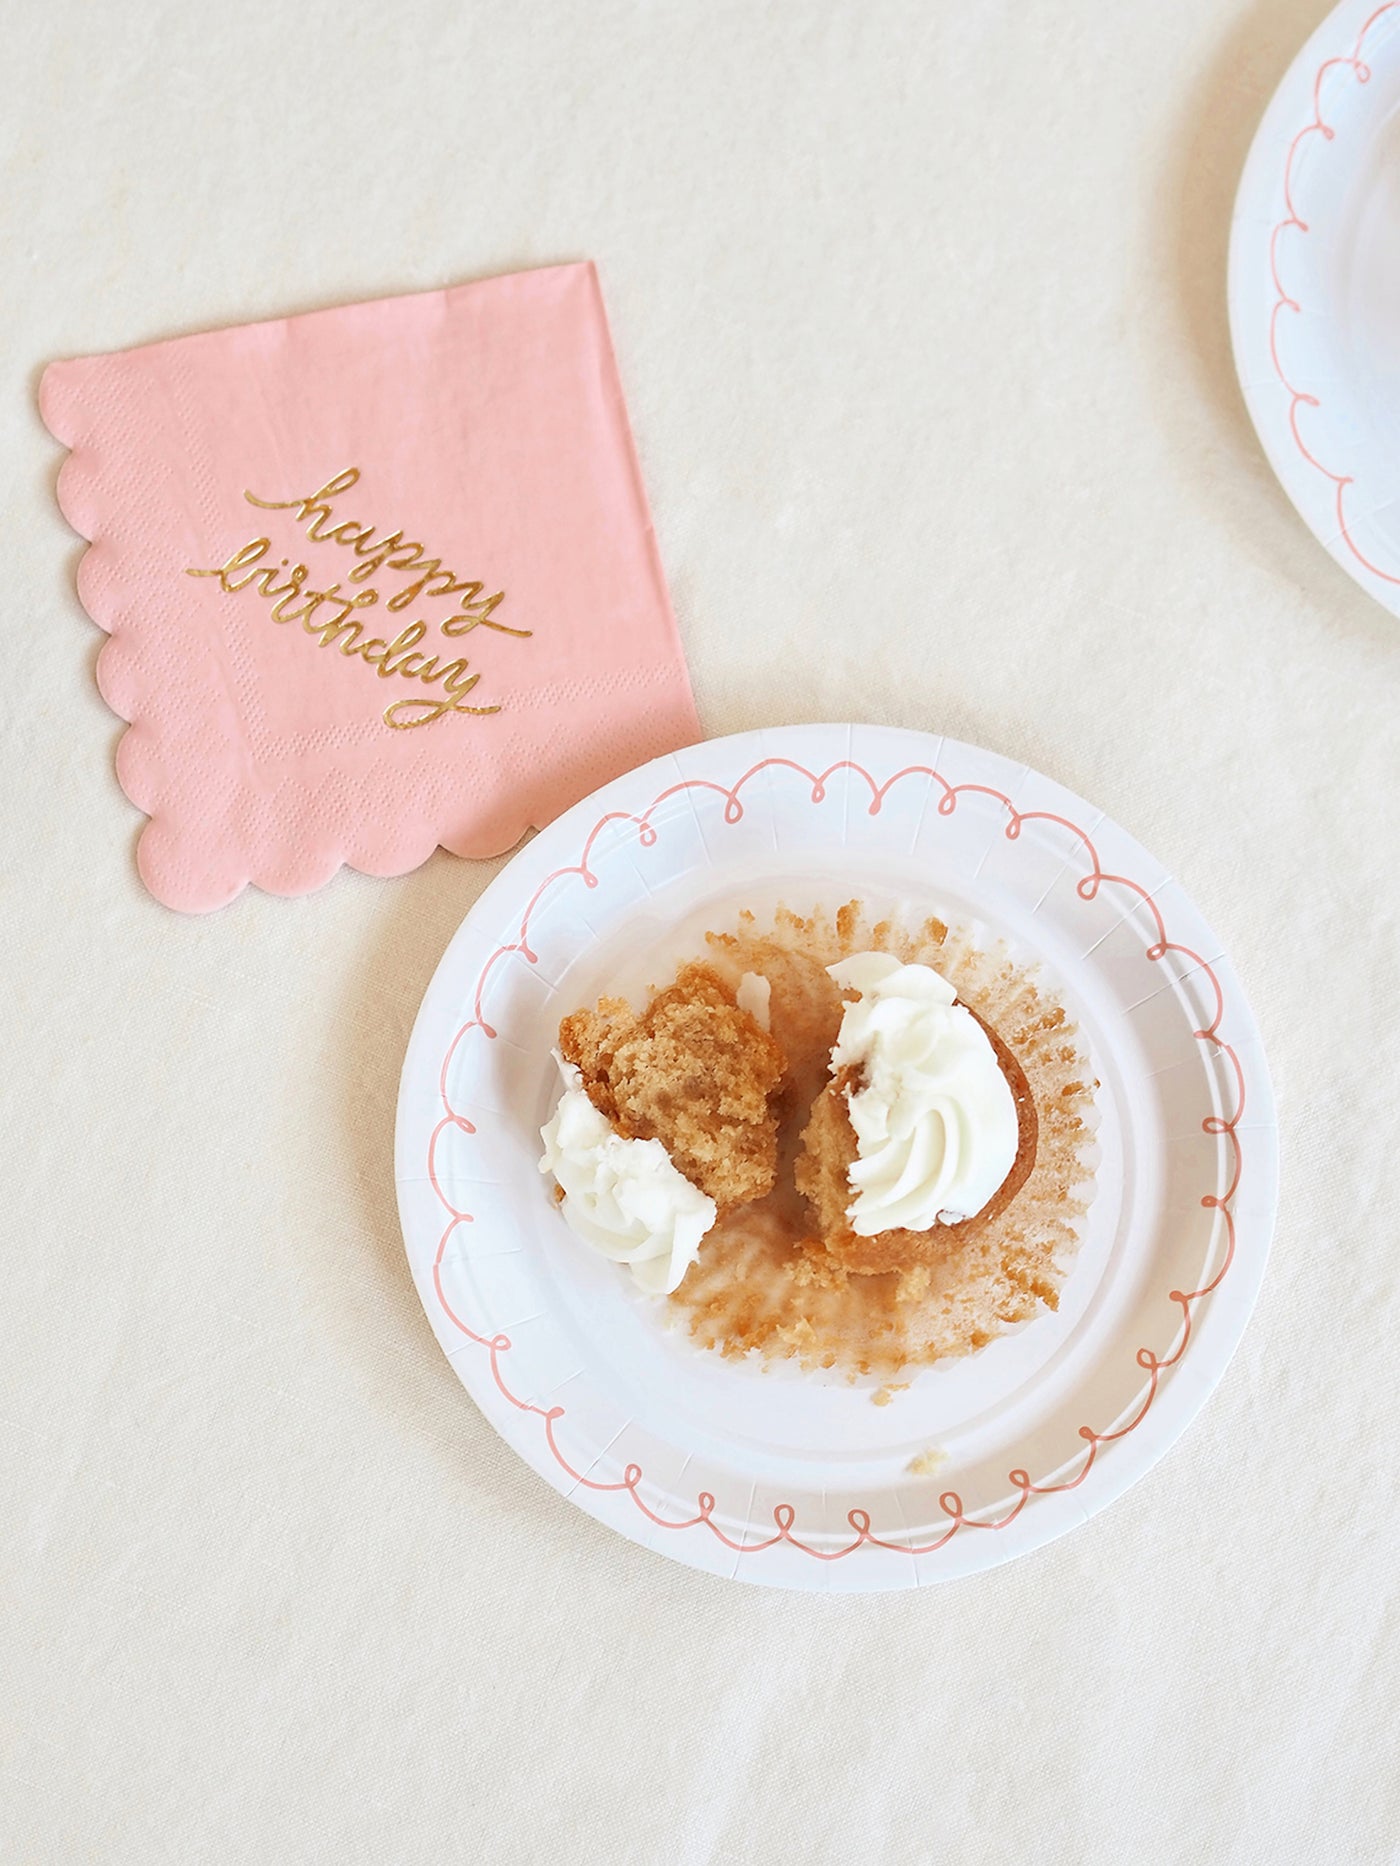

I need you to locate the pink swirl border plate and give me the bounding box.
[1231,0,1400,607]
[395,726,1276,1589]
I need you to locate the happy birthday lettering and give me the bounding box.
[185,468,530,730]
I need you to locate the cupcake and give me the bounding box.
[794,952,1038,1275]
[540,963,786,1292]
[542,904,1096,1375]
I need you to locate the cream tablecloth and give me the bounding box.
[4,2,1397,1860]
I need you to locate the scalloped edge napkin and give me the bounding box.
[40,262,699,912]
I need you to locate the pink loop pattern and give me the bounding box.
[1268,3,1400,584]
[424,759,1244,1560]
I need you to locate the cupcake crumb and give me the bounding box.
[871,1383,910,1408]
[907,1446,947,1477]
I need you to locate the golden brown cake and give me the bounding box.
[557,961,787,1212]
[543,904,1096,1376]
[794,1010,1040,1276]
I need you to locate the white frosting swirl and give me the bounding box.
[539,1058,716,1294]
[827,952,1019,1235]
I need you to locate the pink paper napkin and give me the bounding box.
[40,263,700,912]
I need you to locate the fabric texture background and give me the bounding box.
[2,1,1395,1861]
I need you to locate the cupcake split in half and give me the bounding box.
[540,942,1038,1304]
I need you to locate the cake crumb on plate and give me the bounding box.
[907,1447,948,1477]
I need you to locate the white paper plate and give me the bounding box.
[1231,0,1400,611]
[395,726,1276,1590]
